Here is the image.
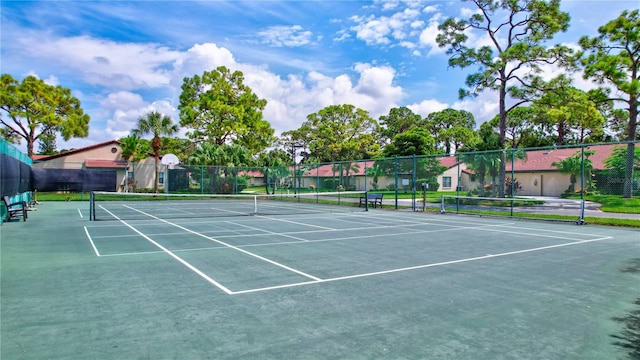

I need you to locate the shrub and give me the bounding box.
[505,177,522,196]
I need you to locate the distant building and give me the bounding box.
[32,140,158,192]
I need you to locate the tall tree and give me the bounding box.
[377,106,423,146]
[579,9,640,198]
[37,127,57,155]
[381,128,435,157]
[488,106,551,148]
[301,104,379,163]
[133,111,179,193]
[437,0,571,197]
[160,137,196,164]
[0,74,90,157]
[179,66,275,154]
[279,129,309,164]
[532,76,605,145]
[425,108,476,153]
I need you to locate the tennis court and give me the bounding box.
[1,199,639,359]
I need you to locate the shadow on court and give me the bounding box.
[610,258,640,360]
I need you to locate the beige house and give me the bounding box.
[32,140,159,192]
[505,144,627,197]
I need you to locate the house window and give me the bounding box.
[159,171,164,184]
[443,176,452,189]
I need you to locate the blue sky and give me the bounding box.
[1,0,637,152]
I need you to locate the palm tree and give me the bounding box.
[120,134,148,192]
[133,111,178,193]
[464,151,501,196]
[365,163,385,191]
[552,150,595,195]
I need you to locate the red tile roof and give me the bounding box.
[506,144,627,172]
[30,154,49,161]
[438,156,458,168]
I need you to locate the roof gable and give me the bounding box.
[33,140,122,161]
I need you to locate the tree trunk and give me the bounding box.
[154,155,159,193]
[622,93,637,198]
[498,82,506,198]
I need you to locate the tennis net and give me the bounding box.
[440,195,586,223]
[90,190,367,221]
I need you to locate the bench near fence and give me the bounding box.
[3,196,27,222]
[359,193,383,208]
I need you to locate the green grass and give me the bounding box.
[439,208,640,228]
[584,195,640,214]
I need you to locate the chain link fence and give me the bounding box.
[29,141,640,220]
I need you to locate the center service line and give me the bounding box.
[123,205,322,282]
[99,206,234,294]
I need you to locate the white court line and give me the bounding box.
[94,219,587,258]
[230,235,614,295]
[255,215,336,230]
[89,211,601,260]
[121,204,322,282]
[226,221,311,242]
[100,250,166,257]
[98,206,235,295]
[77,208,83,218]
[84,226,101,257]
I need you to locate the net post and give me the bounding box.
[254,195,258,215]
[577,199,586,225]
[365,191,369,211]
[89,191,94,221]
[440,194,445,214]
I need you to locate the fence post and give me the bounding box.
[394,156,398,209]
[578,145,586,224]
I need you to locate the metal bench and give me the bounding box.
[359,193,383,208]
[3,196,27,222]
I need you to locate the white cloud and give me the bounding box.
[244,63,404,133]
[98,92,178,140]
[418,13,447,56]
[422,5,438,14]
[258,25,314,47]
[460,7,481,18]
[351,16,393,45]
[100,91,146,111]
[349,6,423,46]
[407,99,449,117]
[452,92,499,125]
[19,34,181,90]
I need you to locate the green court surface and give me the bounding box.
[1,201,639,359]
